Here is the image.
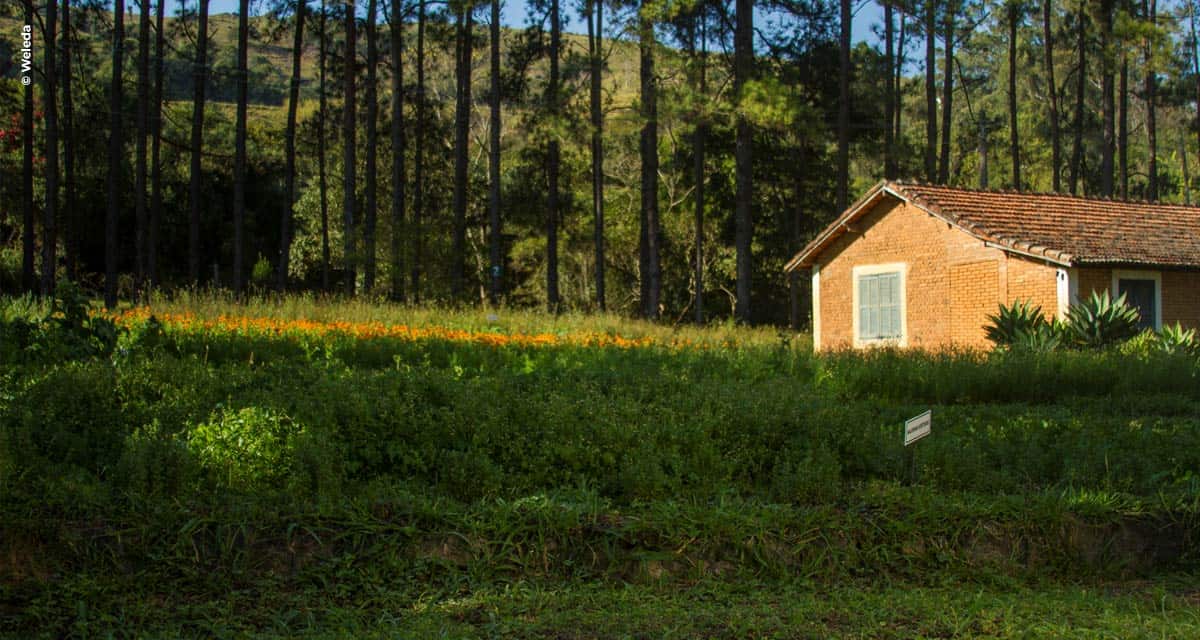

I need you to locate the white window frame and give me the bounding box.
[811,264,822,351]
[852,263,908,348]
[1111,269,1162,331]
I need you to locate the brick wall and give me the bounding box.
[1075,267,1110,301]
[814,198,1060,351]
[1007,256,1060,317]
[950,260,1000,348]
[1076,267,1200,329]
[1163,271,1200,328]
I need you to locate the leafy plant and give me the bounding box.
[1062,291,1141,349]
[189,406,305,491]
[984,300,1048,348]
[1155,322,1198,356]
[1010,321,1064,353]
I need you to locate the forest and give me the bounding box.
[2,0,1199,324]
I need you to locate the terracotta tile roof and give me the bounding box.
[786,180,1200,271]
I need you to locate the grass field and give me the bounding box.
[2,290,1199,637]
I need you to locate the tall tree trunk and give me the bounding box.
[639,5,660,319]
[895,9,905,170]
[22,1,34,294]
[1182,133,1191,204]
[106,0,125,307]
[546,0,561,312]
[389,0,405,301]
[233,0,249,295]
[693,10,706,324]
[451,5,473,299]
[63,0,77,280]
[488,0,501,305]
[1008,1,1020,190]
[789,154,804,330]
[1044,0,1060,191]
[588,0,605,311]
[364,0,379,292]
[884,0,894,180]
[43,0,60,296]
[1070,6,1085,195]
[1145,0,1157,201]
[135,0,149,293]
[412,0,425,300]
[150,0,165,286]
[343,0,358,296]
[279,0,305,290]
[189,0,209,284]
[925,0,937,183]
[1193,3,1200,198]
[1118,54,1128,198]
[837,0,850,208]
[734,0,752,322]
[978,120,989,187]
[938,0,954,184]
[1099,0,1114,197]
[319,0,331,290]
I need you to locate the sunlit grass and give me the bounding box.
[129,288,799,349]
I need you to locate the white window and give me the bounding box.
[853,263,907,347]
[1111,269,1162,331]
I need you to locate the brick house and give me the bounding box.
[785,181,1200,351]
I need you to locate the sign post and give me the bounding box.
[903,410,931,485]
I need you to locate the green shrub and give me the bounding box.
[113,421,197,499]
[1156,323,1198,356]
[251,254,274,288]
[6,362,128,477]
[984,300,1049,348]
[189,406,306,492]
[1062,290,1141,349]
[0,281,121,363]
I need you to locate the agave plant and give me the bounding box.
[1156,322,1198,355]
[984,300,1047,347]
[1063,291,1141,349]
[1011,322,1064,353]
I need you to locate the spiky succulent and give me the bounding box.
[1063,291,1141,349]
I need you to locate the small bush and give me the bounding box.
[1062,290,1141,349]
[1156,323,1198,356]
[984,300,1049,347]
[189,406,306,492]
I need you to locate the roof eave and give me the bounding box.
[783,181,898,272]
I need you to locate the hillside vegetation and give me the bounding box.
[1,291,1199,636]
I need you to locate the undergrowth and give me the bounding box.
[2,291,1199,636]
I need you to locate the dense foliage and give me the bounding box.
[5,0,1200,324]
[986,292,1196,353]
[3,294,1200,635]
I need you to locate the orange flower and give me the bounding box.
[103,308,703,351]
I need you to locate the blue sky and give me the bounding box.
[168,0,885,46]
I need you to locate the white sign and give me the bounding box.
[904,410,932,446]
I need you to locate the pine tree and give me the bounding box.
[488,0,502,305]
[150,0,166,286]
[107,0,126,307]
[279,0,306,290]
[389,0,406,301]
[734,0,753,321]
[587,0,605,310]
[364,0,379,291]
[135,0,150,292]
[233,0,250,295]
[189,0,210,284]
[343,0,359,296]
[43,0,60,295]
